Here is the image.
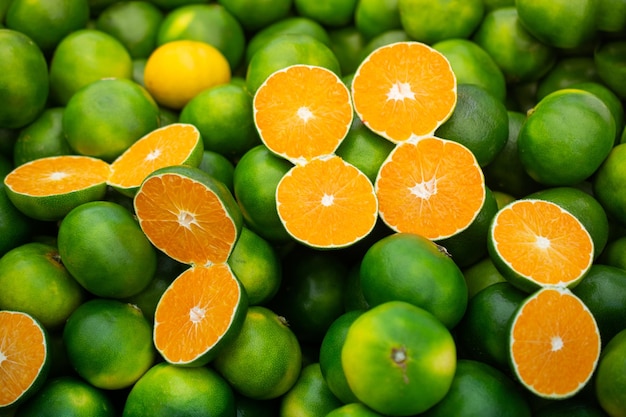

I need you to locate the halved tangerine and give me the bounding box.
[351,41,457,143]
[275,155,378,249]
[375,136,486,240]
[253,64,353,165]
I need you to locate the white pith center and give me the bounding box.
[551,336,563,351]
[410,178,437,199]
[387,81,416,102]
[297,106,314,123]
[0,350,6,365]
[536,236,551,250]
[146,148,162,161]
[49,171,69,181]
[321,193,334,207]
[189,306,206,324]
[178,211,197,230]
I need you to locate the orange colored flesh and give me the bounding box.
[154,264,241,364]
[4,156,111,196]
[134,173,237,266]
[0,311,47,407]
[492,200,594,286]
[375,137,485,240]
[109,124,200,188]
[352,42,456,142]
[276,155,378,248]
[510,287,600,398]
[253,65,353,163]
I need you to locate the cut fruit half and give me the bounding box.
[133,165,246,366]
[375,137,486,240]
[108,123,204,197]
[134,165,243,266]
[488,199,594,292]
[0,310,50,408]
[351,41,457,143]
[3,155,111,221]
[275,155,378,249]
[509,287,600,399]
[153,263,247,366]
[253,64,353,165]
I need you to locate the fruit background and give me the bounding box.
[1,0,626,416]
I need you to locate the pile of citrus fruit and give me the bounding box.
[2,0,626,416]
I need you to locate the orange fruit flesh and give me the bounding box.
[109,123,201,189]
[510,288,600,398]
[352,41,457,142]
[4,156,111,196]
[153,263,242,365]
[134,172,237,266]
[253,65,353,163]
[375,137,485,240]
[492,200,594,286]
[276,155,378,248]
[0,311,47,407]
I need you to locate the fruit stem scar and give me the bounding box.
[387,81,416,102]
[391,346,410,384]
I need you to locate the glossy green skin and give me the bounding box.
[279,363,343,417]
[16,376,116,417]
[421,360,532,417]
[518,89,615,186]
[516,0,597,49]
[360,232,468,329]
[319,311,363,404]
[456,282,527,370]
[246,33,341,94]
[246,16,331,65]
[233,145,292,243]
[342,301,457,416]
[472,7,555,83]
[63,299,156,390]
[123,363,235,417]
[433,38,507,103]
[595,329,626,417]
[0,29,49,129]
[573,265,626,347]
[0,242,85,330]
[58,201,157,299]
[156,4,244,70]
[271,249,348,343]
[594,143,626,225]
[13,108,73,166]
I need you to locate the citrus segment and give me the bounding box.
[509,287,600,399]
[351,41,457,142]
[253,65,353,164]
[489,199,594,291]
[109,123,204,196]
[153,263,246,366]
[3,155,111,221]
[375,137,485,240]
[0,310,49,408]
[134,165,242,266]
[276,155,378,248]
